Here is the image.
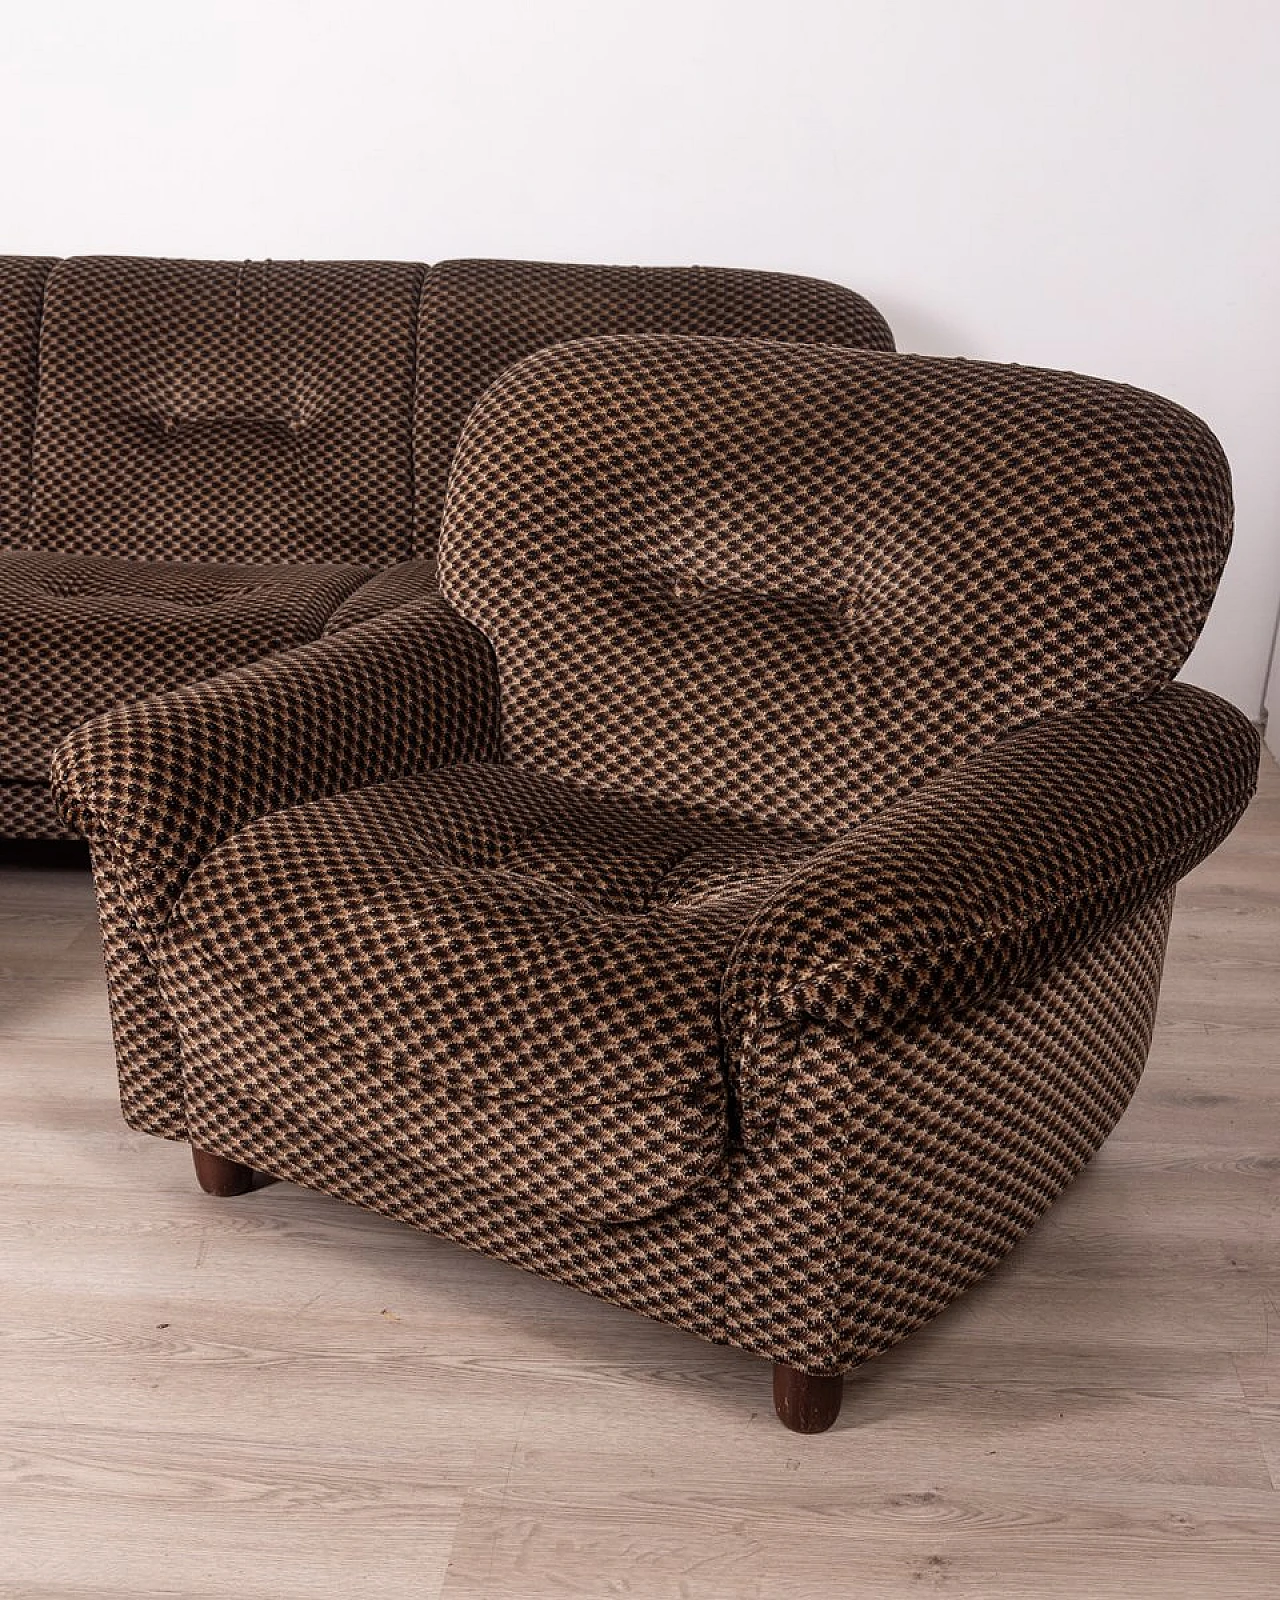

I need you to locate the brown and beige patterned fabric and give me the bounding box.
[321,558,439,633]
[0,255,55,547]
[29,256,424,565]
[412,258,894,546]
[0,260,65,836]
[52,593,503,1134]
[6,254,893,838]
[0,779,77,840]
[52,336,1258,1388]
[726,892,1178,1372]
[158,763,820,1220]
[440,336,1231,827]
[0,549,372,784]
[721,684,1255,1145]
[4,254,425,834]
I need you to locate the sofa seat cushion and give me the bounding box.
[0,549,373,780]
[161,763,827,1220]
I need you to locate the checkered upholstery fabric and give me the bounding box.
[322,559,439,633]
[440,337,1234,831]
[160,764,823,1219]
[157,897,1165,1363]
[52,335,1259,1378]
[726,892,1177,1371]
[0,779,77,839]
[89,850,188,1137]
[723,684,1258,1143]
[53,594,502,1137]
[7,254,894,839]
[413,258,894,548]
[0,549,372,781]
[0,256,55,547]
[29,256,424,564]
[53,594,502,924]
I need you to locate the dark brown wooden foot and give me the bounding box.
[772,1363,844,1433]
[191,1146,255,1197]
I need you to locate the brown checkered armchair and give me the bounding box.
[51,335,1258,1432]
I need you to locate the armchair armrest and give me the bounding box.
[723,682,1258,1091]
[50,593,502,939]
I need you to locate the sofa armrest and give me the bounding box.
[723,682,1258,1074]
[50,593,502,938]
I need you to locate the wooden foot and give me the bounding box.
[191,1146,255,1197]
[772,1363,844,1433]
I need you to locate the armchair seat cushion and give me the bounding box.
[160,763,826,1220]
[0,549,373,780]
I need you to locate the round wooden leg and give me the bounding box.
[191,1146,255,1197]
[772,1363,844,1433]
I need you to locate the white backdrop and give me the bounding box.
[3,0,1277,716]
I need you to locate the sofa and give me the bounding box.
[0,253,893,839]
[51,333,1259,1432]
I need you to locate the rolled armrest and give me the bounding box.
[50,593,502,937]
[723,682,1258,1059]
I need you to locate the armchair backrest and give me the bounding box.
[413,258,894,551]
[0,256,55,549]
[28,256,424,563]
[439,335,1233,832]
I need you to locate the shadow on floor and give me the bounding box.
[0,838,90,870]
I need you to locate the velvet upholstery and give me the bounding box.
[52,337,1258,1384]
[2,255,891,837]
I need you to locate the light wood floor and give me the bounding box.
[1,755,1277,1600]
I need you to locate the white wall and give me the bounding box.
[3,0,1278,715]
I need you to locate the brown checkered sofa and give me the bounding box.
[0,253,892,838]
[50,334,1258,1433]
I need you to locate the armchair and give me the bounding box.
[52,335,1258,1432]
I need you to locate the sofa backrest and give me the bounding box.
[439,335,1232,833]
[28,257,424,563]
[413,259,894,550]
[0,257,56,549]
[11,254,896,570]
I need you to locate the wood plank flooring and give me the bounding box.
[1,754,1277,1598]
